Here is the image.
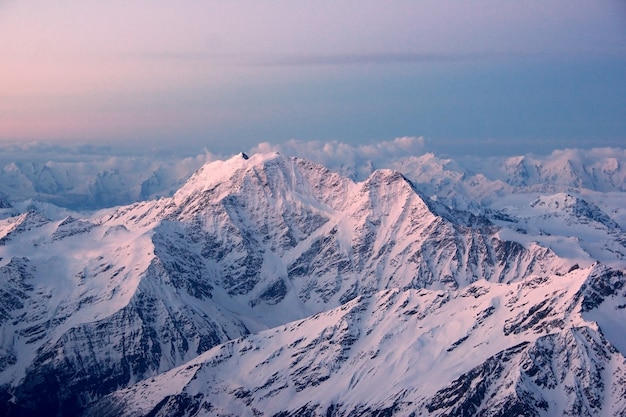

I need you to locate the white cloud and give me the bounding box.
[250,136,427,179]
[0,142,217,209]
[1,139,622,211]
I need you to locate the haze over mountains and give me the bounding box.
[1,142,624,210]
[0,148,624,416]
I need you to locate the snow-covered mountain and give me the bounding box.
[87,264,626,417]
[0,151,624,416]
[390,150,626,265]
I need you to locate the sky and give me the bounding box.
[1,1,625,157]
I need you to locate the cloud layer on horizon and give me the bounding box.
[1,139,624,212]
[251,136,426,178]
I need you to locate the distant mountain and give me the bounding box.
[391,148,626,211]
[0,155,210,210]
[392,150,626,263]
[0,147,624,211]
[499,148,626,191]
[0,193,11,210]
[0,151,624,416]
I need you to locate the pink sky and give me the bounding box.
[1,1,625,155]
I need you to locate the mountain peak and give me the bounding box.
[173,152,285,202]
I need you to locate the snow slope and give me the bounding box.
[87,264,626,417]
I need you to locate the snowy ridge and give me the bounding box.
[0,151,624,416]
[87,264,626,417]
[388,151,626,266]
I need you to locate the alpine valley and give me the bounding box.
[0,150,625,417]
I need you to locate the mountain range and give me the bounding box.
[0,150,624,416]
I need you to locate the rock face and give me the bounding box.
[0,152,623,417]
